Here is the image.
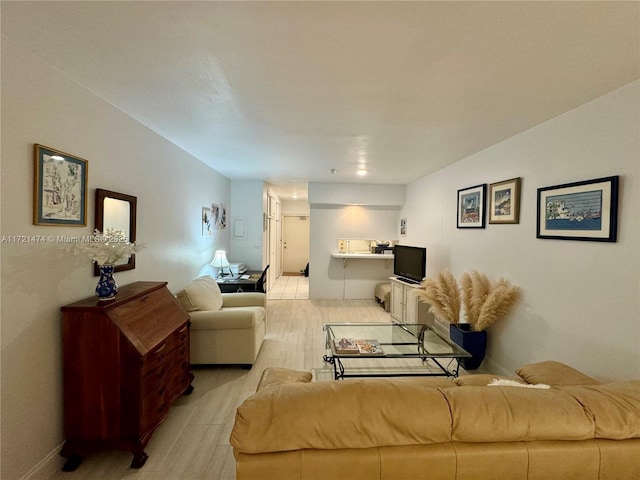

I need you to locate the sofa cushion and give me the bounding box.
[222,292,267,308]
[516,361,599,386]
[189,307,265,330]
[561,381,640,440]
[177,276,223,312]
[231,379,453,454]
[442,386,595,443]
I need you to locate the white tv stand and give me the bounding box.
[389,276,423,325]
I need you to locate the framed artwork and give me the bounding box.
[489,177,521,224]
[218,204,227,229]
[457,184,486,228]
[400,217,407,237]
[33,144,88,226]
[210,203,220,229]
[536,175,619,242]
[202,207,212,236]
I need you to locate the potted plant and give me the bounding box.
[415,270,521,370]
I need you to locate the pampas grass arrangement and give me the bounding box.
[460,271,490,328]
[415,269,461,324]
[474,278,521,331]
[461,271,521,331]
[417,270,521,331]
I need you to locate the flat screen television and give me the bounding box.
[393,245,426,284]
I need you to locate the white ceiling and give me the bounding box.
[2,1,639,200]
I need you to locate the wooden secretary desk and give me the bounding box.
[60,281,194,470]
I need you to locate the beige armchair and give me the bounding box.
[176,276,267,367]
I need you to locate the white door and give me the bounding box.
[283,216,309,274]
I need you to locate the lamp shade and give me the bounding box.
[210,250,230,269]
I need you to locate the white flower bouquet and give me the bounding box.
[70,229,144,266]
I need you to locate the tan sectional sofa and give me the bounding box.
[231,362,640,480]
[176,276,266,366]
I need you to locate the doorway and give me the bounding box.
[282,215,309,275]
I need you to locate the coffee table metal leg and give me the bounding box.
[323,355,345,380]
[424,357,462,378]
[334,358,345,379]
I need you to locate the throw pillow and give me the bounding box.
[180,276,223,312]
[516,361,599,386]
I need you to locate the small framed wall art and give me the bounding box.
[489,177,521,224]
[202,207,213,236]
[536,175,619,242]
[457,184,486,228]
[33,144,88,226]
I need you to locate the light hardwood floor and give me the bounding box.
[48,298,395,480]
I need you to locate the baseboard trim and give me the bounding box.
[21,442,63,480]
[482,356,512,377]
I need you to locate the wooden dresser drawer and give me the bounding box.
[140,344,167,393]
[140,384,168,434]
[165,360,191,399]
[166,324,189,354]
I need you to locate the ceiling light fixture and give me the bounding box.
[357,169,367,176]
[329,169,337,174]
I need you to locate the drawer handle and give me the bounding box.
[141,295,150,302]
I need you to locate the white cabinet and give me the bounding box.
[390,276,422,324]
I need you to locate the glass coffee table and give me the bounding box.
[323,322,471,380]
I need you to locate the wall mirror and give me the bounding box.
[94,188,137,275]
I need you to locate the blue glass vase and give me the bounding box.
[96,264,118,301]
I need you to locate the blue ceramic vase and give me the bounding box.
[96,264,118,301]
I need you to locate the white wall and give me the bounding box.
[1,38,231,479]
[309,182,405,207]
[229,180,265,270]
[403,80,640,381]
[309,183,405,299]
[281,198,310,216]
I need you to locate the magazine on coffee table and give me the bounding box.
[333,337,359,354]
[355,339,384,355]
[333,338,385,355]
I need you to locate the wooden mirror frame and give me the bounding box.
[94,188,138,276]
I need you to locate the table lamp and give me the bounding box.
[210,250,231,278]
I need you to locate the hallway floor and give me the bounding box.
[267,275,309,300]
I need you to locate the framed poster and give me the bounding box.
[457,184,486,228]
[33,144,88,226]
[536,175,619,242]
[489,177,521,224]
